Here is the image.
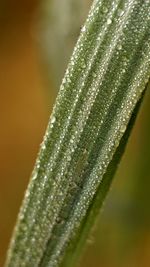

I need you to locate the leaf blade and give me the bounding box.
[5,1,150,267]
[59,87,147,267]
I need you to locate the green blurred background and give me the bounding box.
[0,1,150,266]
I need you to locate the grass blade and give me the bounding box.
[5,1,150,267]
[60,87,147,267]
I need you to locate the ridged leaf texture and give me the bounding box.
[5,0,150,267]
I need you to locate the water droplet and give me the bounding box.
[51,116,56,124]
[118,44,122,50]
[120,124,126,133]
[115,139,120,147]
[107,18,112,25]
[67,77,71,83]
[67,155,71,162]
[97,36,101,41]
[92,72,97,78]
[82,26,86,33]
[62,77,66,84]
[103,7,108,14]
[118,8,124,17]
[81,62,86,69]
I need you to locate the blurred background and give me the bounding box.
[0,1,150,266]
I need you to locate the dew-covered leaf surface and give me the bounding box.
[5,0,150,267]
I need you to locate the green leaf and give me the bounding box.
[60,87,147,267]
[5,1,150,267]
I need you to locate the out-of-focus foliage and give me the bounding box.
[37,0,92,88]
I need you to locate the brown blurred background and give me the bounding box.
[0,1,150,267]
[0,1,52,265]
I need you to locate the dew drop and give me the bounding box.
[51,116,56,124]
[115,140,120,147]
[67,155,71,162]
[81,62,86,69]
[67,77,71,83]
[62,77,66,84]
[82,26,86,33]
[107,18,112,25]
[120,124,126,133]
[92,72,97,78]
[103,7,108,14]
[118,44,122,50]
[118,8,124,17]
